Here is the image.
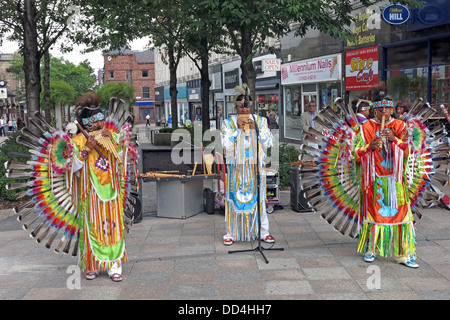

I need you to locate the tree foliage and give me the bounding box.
[96,82,136,112]
[0,0,90,134]
[9,54,97,110]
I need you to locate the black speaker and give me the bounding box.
[289,166,314,212]
[203,188,215,214]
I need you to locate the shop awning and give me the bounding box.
[136,101,154,106]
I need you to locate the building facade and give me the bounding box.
[152,0,448,144]
[0,52,22,123]
[279,0,450,143]
[103,48,156,124]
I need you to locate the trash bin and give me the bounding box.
[203,188,215,214]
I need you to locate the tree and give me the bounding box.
[96,82,136,112]
[0,0,84,134]
[150,2,189,129]
[69,0,227,131]
[179,1,229,132]
[50,79,76,110]
[10,53,96,126]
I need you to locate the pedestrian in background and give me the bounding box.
[0,117,5,137]
[395,99,410,121]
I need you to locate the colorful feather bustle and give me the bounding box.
[7,98,141,260]
[406,118,429,155]
[49,131,74,174]
[299,96,449,242]
[439,104,450,124]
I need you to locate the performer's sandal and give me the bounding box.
[397,256,419,268]
[110,273,123,282]
[223,238,234,246]
[262,235,275,243]
[86,271,98,280]
[363,253,375,262]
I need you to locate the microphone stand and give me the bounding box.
[228,102,284,264]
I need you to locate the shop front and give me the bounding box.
[344,1,450,113]
[136,101,155,125]
[209,64,223,130]
[164,84,188,126]
[222,60,241,118]
[154,86,165,125]
[281,53,342,142]
[254,54,281,131]
[187,79,202,123]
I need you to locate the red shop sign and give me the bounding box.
[345,46,378,91]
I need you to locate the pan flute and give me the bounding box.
[89,130,122,163]
[239,114,250,134]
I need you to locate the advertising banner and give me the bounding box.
[281,54,341,85]
[345,45,378,91]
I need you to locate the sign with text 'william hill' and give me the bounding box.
[382,4,410,25]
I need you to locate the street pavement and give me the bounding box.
[0,124,449,302]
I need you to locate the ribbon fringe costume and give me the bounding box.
[8,98,139,279]
[71,130,127,274]
[220,115,273,241]
[354,117,416,259]
[283,95,446,267]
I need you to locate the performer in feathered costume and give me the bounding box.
[297,83,449,269]
[220,85,275,246]
[354,99,372,124]
[354,89,418,267]
[5,92,139,282]
[72,92,131,281]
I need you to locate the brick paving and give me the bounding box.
[0,124,449,301]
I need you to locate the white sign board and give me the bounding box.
[0,88,7,99]
[281,54,341,85]
[263,59,281,71]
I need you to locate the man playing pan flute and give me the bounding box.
[71,92,127,281]
[220,85,275,246]
[354,88,418,268]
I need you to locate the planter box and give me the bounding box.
[153,132,172,146]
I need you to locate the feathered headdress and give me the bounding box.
[75,92,103,130]
[233,84,251,106]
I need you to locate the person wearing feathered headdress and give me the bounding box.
[220,84,275,246]
[354,98,372,124]
[354,84,418,268]
[71,92,127,281]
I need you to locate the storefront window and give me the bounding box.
[178,102,188,124]
[284,85,303,140]
[385,36,450,114]
[386,42,428,69]
[387,68,428,104]
[318,82,341,113]
[256,94,279,130]
[225,99,235,117]
[431,65,450,110]
[140,108,154,121]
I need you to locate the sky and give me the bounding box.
[0,37,151,73]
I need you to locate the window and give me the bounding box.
[386,42,428,69]
[387,68,428,104]
[142,87,150,98]
[142,70,149,78]
[109,71,114,79]
[126,70,132,84]
[385,37,450,110]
